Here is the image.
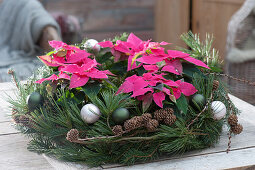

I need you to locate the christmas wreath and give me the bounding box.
[8,32,243,167]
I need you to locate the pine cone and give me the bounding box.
[12,108,20,123]
[146,119,159,132]
[66,129,79,142]
[154,109,167,121]
[164,108,174,115]
[18,115,30,126]
[212,80,219,91]
[154,108,174,121]
[231,124,243,135]
[164,114,177,126]
[124,116,143,131]
[141,113,152,123]
[112,125,124,136]
[228,114,238,126]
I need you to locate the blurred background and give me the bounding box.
[1,0,255,105]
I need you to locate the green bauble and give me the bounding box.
[26,92,44,110]
[190,94,206,110]
[112,108,130,124]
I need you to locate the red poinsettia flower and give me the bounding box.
[98,33,168,70]
[35,72,70,84]
[36,40,113,88]
[117,73,197,108]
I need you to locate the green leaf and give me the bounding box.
[210,66,222,73]
[142,93,153,112]
[153,83,163,91]
[82,82,101,99]
[46,50,56,56]
[169,95,176,103]
[182,63,202,78]
[109,60,127,74]
[96,52,113,64]
[176,94,188,114]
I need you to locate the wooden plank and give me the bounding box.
[155,0,190,49]
[103,147,255,170]
[0,82,16,91]
[44,0,155,32]
[0,90,18,122]
[192,0,245,60]
[0,121,19,135]
[0,134,54,170]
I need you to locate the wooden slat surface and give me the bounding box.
[192,0,245,60]
[155,0,190,49]
[0,134,54,170]
[1,82,255,169]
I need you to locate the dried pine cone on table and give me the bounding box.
[141,113,152,123]
[112,125,124,136]
[18,115,30,127]
[228,114,238,126]
[12,107,20,123]
[212,80,219,91]
[231,123,243,135]
[145,119,159,132]
[164,114,177,126]
[66,129,79,142]
[124,116,143,131]
[154,108,174,121]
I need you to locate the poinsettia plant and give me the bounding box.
[36,33,209,112]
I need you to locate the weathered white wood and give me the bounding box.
[0,82,16,91]
[0,134,54,170]
[43,154,102,170]
[0,90,18,122]
[0,121,19,135]
[105,147,255,170]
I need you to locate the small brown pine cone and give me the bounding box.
[228,114,238,126]
[141,113,152,123]
[154,109,167,121]
[112,125,124,136]
[164,108,174,115]
[27,119,37,129]
[231,124,243,135]
[164,114,177,126]
[12,108,20,123]
[124,116,143,131]
[18,115,30,126]
[154,108,174,121]
[212,80,219,91]
[66,129,79,142]
[146,119,159,132]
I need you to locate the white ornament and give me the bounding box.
[80,104,101,124]
[83,39,100,52]
[211,101,227,120]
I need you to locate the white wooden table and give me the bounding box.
[1,82,255,170]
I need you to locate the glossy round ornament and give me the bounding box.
[80,104,101,124]
[112,108,129,124]
[211,101,227,120]
[190,94,206,110]
[83,39,100,52]
[26,92,44,110]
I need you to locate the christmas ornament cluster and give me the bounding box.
[9,32,242,167]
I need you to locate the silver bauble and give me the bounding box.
[211,101,227,120]
[83,39,100,52]
[80,104,101,124]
